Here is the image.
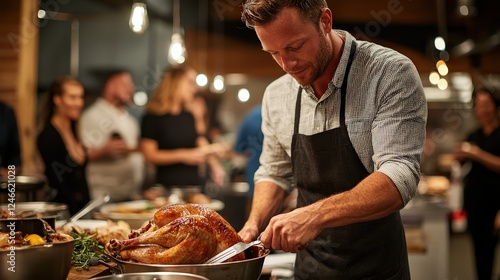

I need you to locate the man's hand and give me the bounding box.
[261,206,322,253]
[239,222,261,243]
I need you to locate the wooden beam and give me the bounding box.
[15,0,39,174]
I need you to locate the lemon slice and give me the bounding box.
[25,234,46,246]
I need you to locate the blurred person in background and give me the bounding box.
[453,87,500,280]
[0,101,21,176]
[79,71,145,202]
[238,0,427,278]
[234,104,263,212]
[37,76,90,215]
[140,66,226,197]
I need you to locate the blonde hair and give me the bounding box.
[146,66,193,115]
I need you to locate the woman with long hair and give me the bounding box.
[140,66,226,196]
[37,76,91,215]
[454,87,500,280]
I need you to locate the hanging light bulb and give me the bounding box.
[168,33,187,64]
[129,2,148,34]
[196,73,208,87]
[238,88,250,102]
[167,0,187,65]
[210,75,225,93]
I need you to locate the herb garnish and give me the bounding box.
[70,232,110,271]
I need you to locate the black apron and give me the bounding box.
[291,42,410,279]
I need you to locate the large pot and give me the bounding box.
[0,175,46,202]
[0,239,75,280]
[111,246,269,280]
[90,272,209,280]
[0,217,56,236]
[0,201,69,220]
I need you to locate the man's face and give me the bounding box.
[474,91,498,126]
[254,7,331,87]
[112,73,135,107]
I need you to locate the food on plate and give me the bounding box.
[56,219,132,270]
[111,204,155,214]
[0,219,73,249]
[106,203,245,264]
[187,193,211,204]
[25,234,46,245]
[95,220,131,245]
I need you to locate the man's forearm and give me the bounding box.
[313,171,404,229]
[247,181,288,232]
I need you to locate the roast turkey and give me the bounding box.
[106,203,245,264]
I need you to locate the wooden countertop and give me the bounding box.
[67,263,114,280]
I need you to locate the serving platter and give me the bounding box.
[98,200,225,229]
[55,219,109,231]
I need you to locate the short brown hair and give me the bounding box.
[473,87,500,109]
[241,0,327,28]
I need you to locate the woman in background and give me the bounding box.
[453,87,500,280]
[140,66,226,195]
[37,76,91,215]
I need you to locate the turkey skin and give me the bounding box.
[106,203,245,264]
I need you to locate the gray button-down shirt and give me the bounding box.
[254,30,427,205]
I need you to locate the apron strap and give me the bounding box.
[293,87,303,135]
[340,41,357,126]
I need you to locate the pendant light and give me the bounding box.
[129,1,149,34]
[167,0,187,65]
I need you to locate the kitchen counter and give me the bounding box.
[402,193,451,280]
[67,264,114,280]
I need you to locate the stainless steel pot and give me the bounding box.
[90,272,209,280]
[0,239,75,280]
[111,246,269,280]
[0,217,56,236]
[0,175,46,202]
[0,201,69,220]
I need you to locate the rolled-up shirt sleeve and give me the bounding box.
[371,58,427,205]
[254,89,294,193]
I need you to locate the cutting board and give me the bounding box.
[67,263,114,280]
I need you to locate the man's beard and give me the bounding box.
[113,97,131,107]
[293,32,331,87]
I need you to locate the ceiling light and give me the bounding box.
[167,33,186,65]
[434,36,446,51]
[167,0,187,65]
[437,78,448,90]
[437,63,449,76]
[133,91,148,106]
[210,75,225,93]
[238,88,250,102]
[38,10,46,19]
[129,2,148,34]
[196,74,208,87]
[429,72,440,85]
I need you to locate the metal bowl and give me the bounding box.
[90,272,209,280]
[0,175,45,190]
[111,245,269,280]
[0,217,56,236]
[0,201,69,220]
[0,239,75,280]
[0,175,46,202]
